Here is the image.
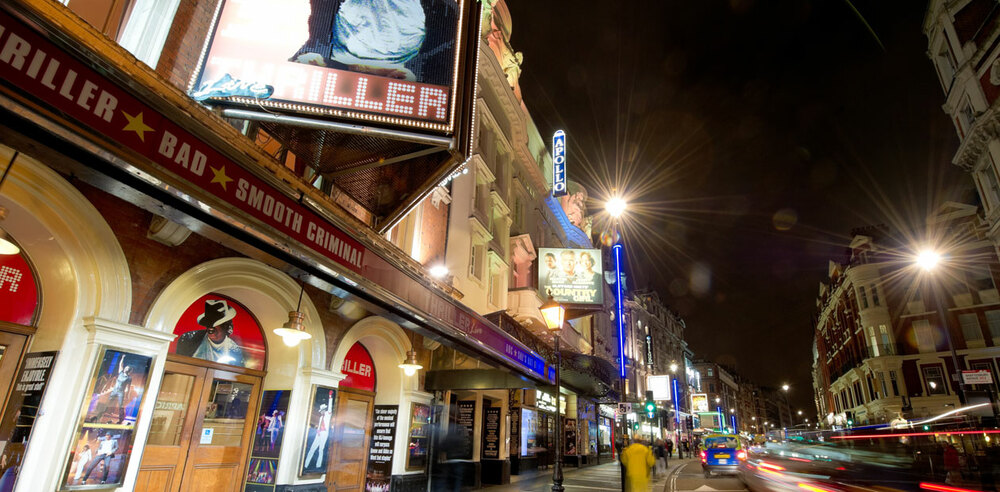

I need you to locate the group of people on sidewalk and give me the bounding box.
[618,437,695,491]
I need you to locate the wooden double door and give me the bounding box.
[136,360,261,492]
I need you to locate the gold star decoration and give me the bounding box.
[122,111,154,142]
[210,165,233,191]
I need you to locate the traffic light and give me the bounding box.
[644,390,656,418]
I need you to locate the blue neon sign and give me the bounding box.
[614,243,625,378]
[552,130,567,197]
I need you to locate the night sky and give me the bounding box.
[506,0,971,412]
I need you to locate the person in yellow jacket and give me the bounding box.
[621,438,655,492]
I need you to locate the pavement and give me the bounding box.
[484,456,698,491]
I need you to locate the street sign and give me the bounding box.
[962,370,994,385]
[618,402,632,415]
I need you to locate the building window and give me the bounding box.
[986,310,1000,342]
[878,371,888,398]
[923,365,948,395]
[969,266,996,292]
[709,383,716,393]
[959,313,984,347]
[879,325,891,352]
[858,286,869,309]
[707,367,714,377]
[913,320,936,353]
[488,271,504,308]
[889,370,899,397]
[933,36,956,90]
[469,243,484,280]
[870,284,880,306]
[978,164,1000,211]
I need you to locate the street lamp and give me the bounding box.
[781,384,790,392]
[914,249,967,405]
[540,295,566,492]
[606,196,628,218]
[670,362,679,373]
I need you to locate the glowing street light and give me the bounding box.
[781,384,790,391]
[916,250,941,271]
[606,196,627,218]
[669,362,679,373]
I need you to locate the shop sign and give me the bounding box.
[0,250,38,326]
[340,342,376,392]
[552,130,567,197]
[0,351,57,489]
[364,405,398,491]
[0,10,552,385]
[61,347,153,490]
[537,391,557,412]
[454,400,475,459]
[962,370,993,384]
[171,294,266,370]
[244,390,291,492]
[482,406,500,459]
[647,375,672,401]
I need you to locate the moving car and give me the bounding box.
[700,433,747,477]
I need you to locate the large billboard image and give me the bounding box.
[191,0,468,132]
[537,248,604,305]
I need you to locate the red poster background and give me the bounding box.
[340,342,376,392]
[170,293,266,370]
[0,251,38,326]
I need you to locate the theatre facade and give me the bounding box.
[0,1,612,491]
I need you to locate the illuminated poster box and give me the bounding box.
[537,248,604,305]
[191,0,471,133]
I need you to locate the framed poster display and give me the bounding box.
[243,390,291,492]
[299,386,336,476]
[60,347,152,490]
[363,405,398,491]
[0,351,58,490]
[406,403,430,470]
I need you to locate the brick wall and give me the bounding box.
[75,180,356,366]
[156,0,218,90]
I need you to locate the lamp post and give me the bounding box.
[541,295,566,492]
[917,250,967,405]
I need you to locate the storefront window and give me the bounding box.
[201,380,253,447]
[521,408,538,456]
[407,403,430,470]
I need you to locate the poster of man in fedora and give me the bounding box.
[171,294,267,370]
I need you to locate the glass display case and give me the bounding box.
[406,403,430,470]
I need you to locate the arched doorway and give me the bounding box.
[326,341,376,492]
[137,294,267,492]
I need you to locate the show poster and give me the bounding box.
[537,248,604,305]
[191,0,467,131]
[171,294,266,370]
[455,400,475,460]
[0,351,58,490]
[300,386,336,476]
[364,405,398,491]
[481,407,500,459]
[691,393,709,414]
[62,348,152,490]
[244,390,291,492]
[564,418,577,455]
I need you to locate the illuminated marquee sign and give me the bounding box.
[191,0,470,132]
[552,130,567,197]
[691,393,709,414]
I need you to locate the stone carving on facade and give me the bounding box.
[559,182,589,230]
[953,106,1000,171]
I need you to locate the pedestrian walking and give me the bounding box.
[653,439,667,476]
[621,438,655,492]
[666,438,674,458]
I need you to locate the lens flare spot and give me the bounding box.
[690,262,712,296]
[773,208,798,231]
